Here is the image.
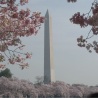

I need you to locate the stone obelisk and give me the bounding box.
[44,10,55,84]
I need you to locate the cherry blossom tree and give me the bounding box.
[52,81,70,97]
[69,87,83,98]
[0,77,38,98]
[1,77,98,98]
[0,0,44,69]
[67,0,98,54]
[72,84,90,97]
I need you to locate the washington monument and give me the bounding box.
[44,10,55,84]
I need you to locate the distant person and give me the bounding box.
[88,93,98,98]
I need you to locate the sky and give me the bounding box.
[7,0,98,86]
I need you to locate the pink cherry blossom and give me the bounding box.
[0,0,44,68]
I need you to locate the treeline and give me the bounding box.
[0,77,98,98]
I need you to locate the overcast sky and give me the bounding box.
[8,0,98,86]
